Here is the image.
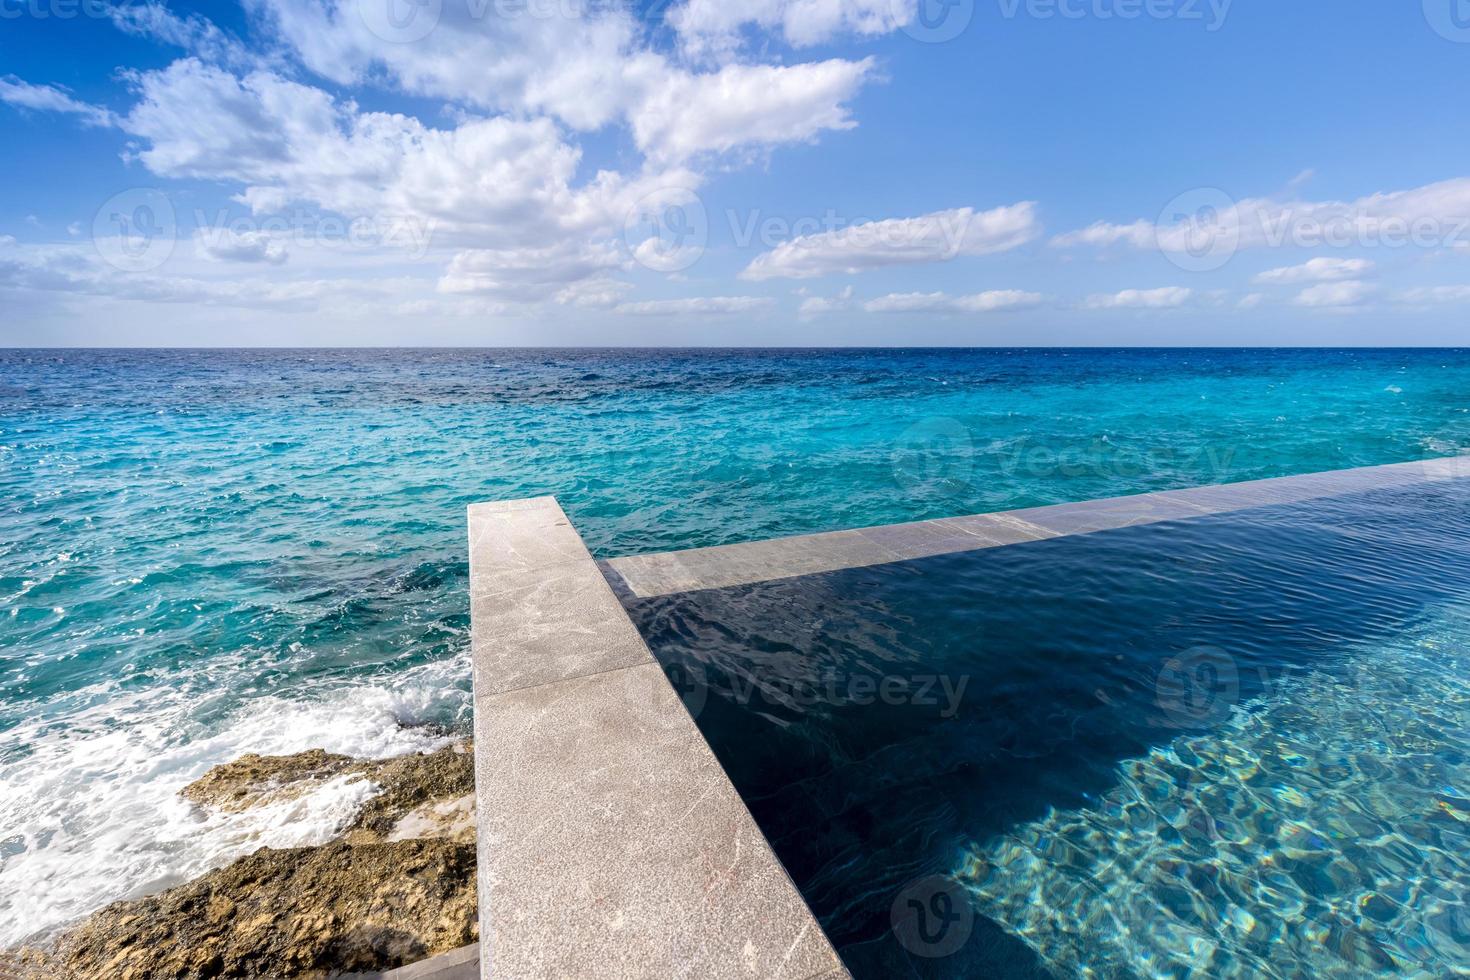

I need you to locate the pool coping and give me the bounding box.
[467,496,849,980]
[600,457,1468,599]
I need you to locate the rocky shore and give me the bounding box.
[8,742,477,980]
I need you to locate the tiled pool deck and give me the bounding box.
[467,456,1465,977]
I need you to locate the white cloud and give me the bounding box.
[1238,292,1264,309]
[742,204,1040,280]
[110,2,262,71]
[863,290,1044,313]
[1085,287,1193,309]
[1255,257,1374,284]
[614,296,775,316]
[670,0,909,58]
[195,229,289,265]
[1054,178,1470,257]
[1397,285,1470,305]
[630,58,875,164]
[251,0,875,162]
[0,241,386,310]
[438,243,625,301]
[1294,280,1375,308]
[796,285,855,319]
[555,278,635,309]
[0,76,116,127]
[118,59,689,253]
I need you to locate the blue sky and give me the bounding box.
[1,0,1468,346]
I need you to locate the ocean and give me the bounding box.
[2,347,1468,944]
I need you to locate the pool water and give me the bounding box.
[623,478,1470,978]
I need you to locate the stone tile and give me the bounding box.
[855,519,990,561]
[470,560,651,696]
[601,550,704,598]
[467,497,588,589]
[1006,492,1211,536]
[934,512,1060,546]
[475,663,845,980]
[607,531,897,598]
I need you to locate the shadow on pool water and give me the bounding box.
[621,479,1470,979]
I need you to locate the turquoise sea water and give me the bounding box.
[2,347,1469,944]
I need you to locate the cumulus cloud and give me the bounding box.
[195,229,290,265]
[118,58,695,255]
[1085,287,1193,309]
[110,2,262,71]
[250,0,875,161]
[1397,285,1470,305]
[0,241,379,310]
[438,243,625,302]
[613,296,775,315]
[1255,257,1374,284]
[1294,280,1376,308]
[796,285,855,319]
[0,77,116,127]
[630,58,875,164]
[862,290,1044,313]
[670,0,909,58]
[1054,178,1470,257]
[742,204,1040,280]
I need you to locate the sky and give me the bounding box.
[1,0,1469,346]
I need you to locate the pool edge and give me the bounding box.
[467,496,849,979]
[602,457,1467,598]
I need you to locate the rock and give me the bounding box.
[182,749,366,813]
[8,741,479,979]
[342,743,475,844]
[24,839,476,980]
[178,741,476,845]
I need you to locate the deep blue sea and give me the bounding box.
[2,347,1468,944]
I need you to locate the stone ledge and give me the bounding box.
[602,457,1466,598]
[467,498,847,980]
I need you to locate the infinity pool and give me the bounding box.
[622,477,1470,978]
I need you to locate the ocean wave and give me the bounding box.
[0,653,469,946]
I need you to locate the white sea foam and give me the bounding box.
[0,652,470,946]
